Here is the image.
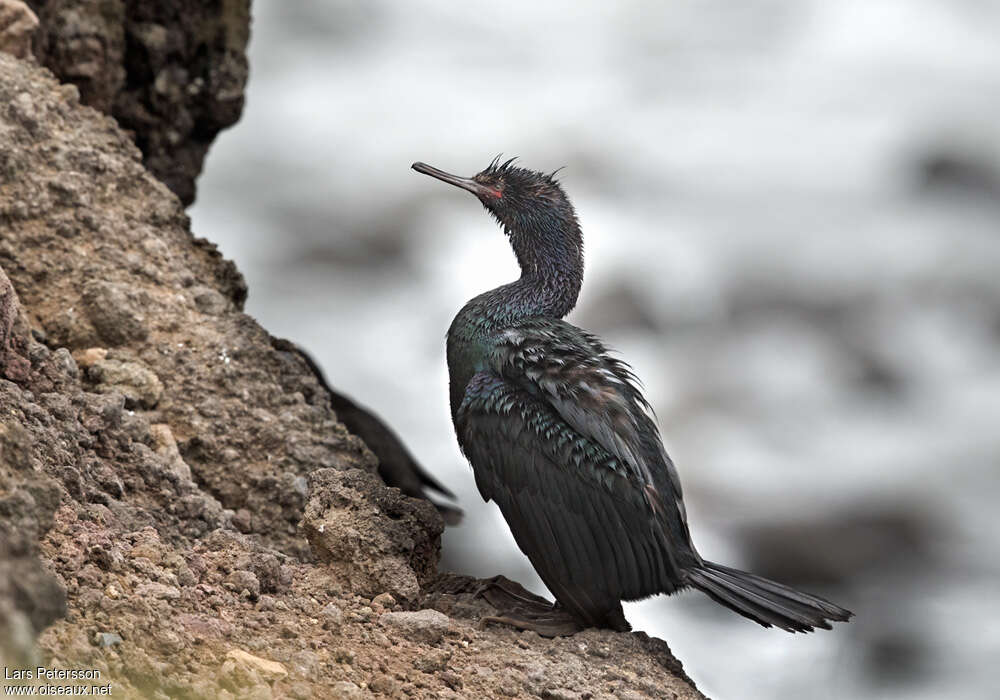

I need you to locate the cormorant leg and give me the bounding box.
[473,575,584,638]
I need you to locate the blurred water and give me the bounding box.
[190,2,1000,698]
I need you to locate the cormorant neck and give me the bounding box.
[484,217,584,325]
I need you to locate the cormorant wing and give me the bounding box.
[455,369,684,619]
[485,318,689,539]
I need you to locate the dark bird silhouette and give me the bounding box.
[272,338,461,523]
[412,157,853,634]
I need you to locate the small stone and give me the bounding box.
[320,603,343,630]
[288,650,319,677]
[287,682,312,700]
[94,632,122,647]
[76,347,108,367]
[52,347,79,378]
[225,570,261,600]
[332,647,355,665]
[413,648,451,673]
[81,281,149,346]
[149,423,193,482]
[128,542,163,564]
[86,356,163,409]
[223,649,288,682]
[232,508,252,533]
[378,609,451,645]
[371,592,396,612]
[587,643,611,658]
[330,682,362,699]
[190,285,228,315]
[440,671,463,690]
[134,582,181,600]
[498,675,520,697]
[87,544,122,571]
[543,690,581,700]
[368,675,397,695]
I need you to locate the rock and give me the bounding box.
[81,281,150,347]
[191,285,229,315]
[76,347,108,367]
[225,570,261,600]
[320,603,343,631]
[94,632,122,648]
[0,266,31,382]
[0,0,37,59]
[378,610,451,645]
[413,648,452,673]
[149,423,193,482]
[223,649,288,683]
[51,348,78,378]
[371,591,396,612]
[287,649,319,677]
[330,681,363,699]
[331,647,354,665]
[134,582,181,601]
[543,689,581,700]
[303,468,442,602]
[368,674,397,695]
[85,354,164,408]
[440,671,463,690]
[28,0,251,205]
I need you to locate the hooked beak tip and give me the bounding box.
[411,161,484,197]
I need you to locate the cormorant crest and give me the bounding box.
[470,157,576,234]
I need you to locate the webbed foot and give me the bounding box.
[473,575,584,637]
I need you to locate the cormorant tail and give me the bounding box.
[686,560,853,633]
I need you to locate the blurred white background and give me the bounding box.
[191,2,1000,697]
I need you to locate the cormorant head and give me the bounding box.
[412,157,578,247]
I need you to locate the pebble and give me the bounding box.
[413,648,451,673]
[225,570,261,600]
[330,682,363,699]
[223,649,288,682]
[320,602,343,630]
[371,592,396,611]
[332,647,355,665]
[378,609,451,645]
[94,632,122,647]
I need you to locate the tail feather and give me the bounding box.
[686,560,853,633]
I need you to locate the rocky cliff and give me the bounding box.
[0,14,702,699]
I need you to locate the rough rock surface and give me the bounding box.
[0,0,37,59]
[25,0,250,205]
[0,52,702,698]
[0,266,31,382]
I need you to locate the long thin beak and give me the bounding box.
[412,162,487,197]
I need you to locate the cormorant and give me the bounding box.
[412,157,852,634]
